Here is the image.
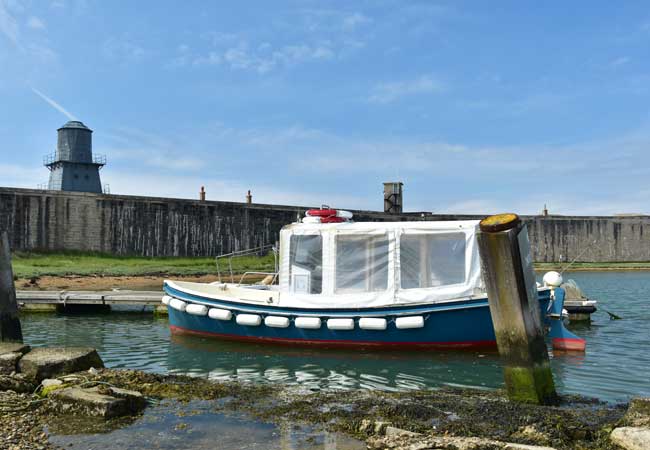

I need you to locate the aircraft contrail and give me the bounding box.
[31,87,78,121]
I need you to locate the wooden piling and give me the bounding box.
[0,232,23,343]
[477,213,557,404]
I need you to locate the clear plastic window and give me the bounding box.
[335,235,389,293]
[289,235,322,294]
[400,233,466,289]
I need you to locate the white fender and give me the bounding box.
[395,316,424,329]
[169,298,187,312]
[265,316,290,328]
[208,308,232,321]
[236,314,262,326]
[295,317,321,329]
[161,295,172,305]
[327,318,355,330]
[359,318,387,330]
[185,304,208,316]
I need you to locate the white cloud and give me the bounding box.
[610,56,630,67]
[103,36,146,62]
[342,12,372,30]
[0,0,19,46]
[31,87,77,120]
[97,127,204,172]
[368,76,447,104]
[26,16,44,29]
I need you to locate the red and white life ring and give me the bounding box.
[303,209,353,224]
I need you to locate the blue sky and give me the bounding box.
[1,1,650,214]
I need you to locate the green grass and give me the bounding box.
[11,251,276,278]
[534,261,650,271]
[12,251,650,279]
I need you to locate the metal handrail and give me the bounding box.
[237,271,279,286]
[215,243,278,284]
[42,152,107,166]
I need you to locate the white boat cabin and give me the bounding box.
[277,220,484,308]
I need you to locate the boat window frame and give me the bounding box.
[332,230,392,295]
[397,230,469,291]
[286,231,325,295]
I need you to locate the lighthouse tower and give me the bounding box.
[44,121,105,193]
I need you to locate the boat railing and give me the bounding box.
[236,271,279,287]
[215,243,279,283]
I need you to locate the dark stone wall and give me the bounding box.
[1,187,649,262]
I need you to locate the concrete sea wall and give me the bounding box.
[1,187,649,262]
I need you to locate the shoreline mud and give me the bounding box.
[0,367,641,450]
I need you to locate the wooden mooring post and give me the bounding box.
[0,231,23,342]
[477,214,557,405]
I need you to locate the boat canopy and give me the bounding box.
[278,220,484,309]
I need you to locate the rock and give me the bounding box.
[0,343,30,356]
[50,385,146,418]
[0,352,22,375]
[626,398,650,427]
[18,347,104,382]
[610,427,650,450]
[0,374,36,393]
[367,434,504,450]
[384,426,422,438]
[504,444,558,450]
[374,421,392,434]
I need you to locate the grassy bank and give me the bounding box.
[12,251,276,278]
[534,261,650,271]
[12,252,650,279]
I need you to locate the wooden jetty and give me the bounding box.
[16,290,165,313]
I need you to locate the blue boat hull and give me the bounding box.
[164,284,553,350]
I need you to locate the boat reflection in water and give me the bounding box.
[168,333,504,392]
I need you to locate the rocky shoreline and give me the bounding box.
[0,344,648,450]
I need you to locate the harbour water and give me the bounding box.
[21,271,650,403]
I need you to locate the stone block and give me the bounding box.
[50,385,146,418]
[0,352,22,375]
[0,374,36,393]
[0,343,30,356]
[610,427,650,450]
[18,347,104,382]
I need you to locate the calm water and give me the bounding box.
[22,271,650,403]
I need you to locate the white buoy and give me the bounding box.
[161,295,172,305]
[543,271,563,288]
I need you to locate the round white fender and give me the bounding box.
[395,316,424,329]
[236,314,262,326]
[161,295,172,305]
[327,318,355,330]
[359,318,387,330]
[185,304,208,316]
[208,308,232,321]
[265,316,290,328]
[295,317,321,329]
[169,298,187,312]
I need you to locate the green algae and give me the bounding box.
[17,368,629,450]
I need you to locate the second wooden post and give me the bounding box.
[477,213,557,404]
